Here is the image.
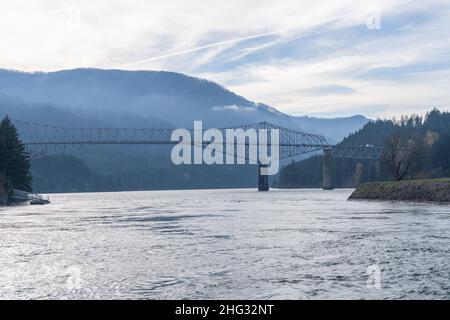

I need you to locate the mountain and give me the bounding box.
[0,68,301,129]
[293,115,369,144]
[0,68,367,136]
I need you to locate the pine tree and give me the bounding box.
[0,116,32,195]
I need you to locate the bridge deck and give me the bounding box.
[14,119,384,161]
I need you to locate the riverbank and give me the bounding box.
[349,178,450,203]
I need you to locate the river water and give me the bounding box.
[0,189,449,300]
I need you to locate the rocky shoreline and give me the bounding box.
[349,179,450,203]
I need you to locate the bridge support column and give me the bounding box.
[258,164,269,192]
[322,148,334,190]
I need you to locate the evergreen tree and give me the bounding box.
[0,116,32,195]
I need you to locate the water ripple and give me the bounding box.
[0,189,449,299]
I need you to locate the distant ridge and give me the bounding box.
[0,68,368,141]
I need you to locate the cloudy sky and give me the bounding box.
[1,0,450,118]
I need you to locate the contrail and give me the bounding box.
[117,30,284,68]
[115,0,413,69]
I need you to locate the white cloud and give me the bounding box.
[0,0,397,70]
[212,105,256,112]
[0,0,449,118]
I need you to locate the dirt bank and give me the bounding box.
[349,179,450,203]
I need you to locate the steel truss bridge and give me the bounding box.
[13,120,385,191]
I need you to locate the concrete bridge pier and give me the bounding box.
[258,164,270,192]
[322,148,334,190]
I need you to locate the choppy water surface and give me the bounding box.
[1,189,449,299]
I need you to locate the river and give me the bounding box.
[0,189,449,299]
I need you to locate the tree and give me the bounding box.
[382,133,412,181]
[0,116,32,196]
[354,162,364,184]
[431,132,450,176]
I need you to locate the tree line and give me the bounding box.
[277,108,450,188]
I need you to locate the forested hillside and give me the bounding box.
[278,109,450,188]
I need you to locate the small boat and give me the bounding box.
[12,189,51,205]
[30,198,51,205]
[29,193,51,205]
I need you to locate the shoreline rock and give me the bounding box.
[349,179,450,203]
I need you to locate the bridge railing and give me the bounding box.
[332,145,385,160]
[14,120,333,160]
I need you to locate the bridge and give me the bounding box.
[13,119,384,191]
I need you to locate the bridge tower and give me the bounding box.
[322,148,334,190]
[258,164,270,192]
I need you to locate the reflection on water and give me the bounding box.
[0,189,449,299]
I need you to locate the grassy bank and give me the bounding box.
[349,178,450,203]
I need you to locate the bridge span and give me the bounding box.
[13,120,384,191]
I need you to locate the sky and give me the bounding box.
[1,0,450,118]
